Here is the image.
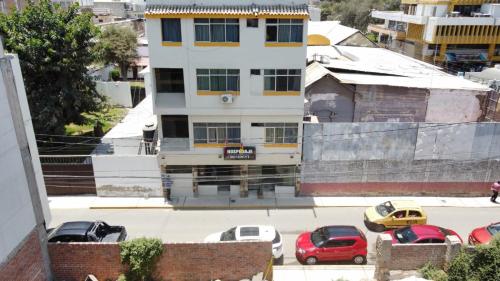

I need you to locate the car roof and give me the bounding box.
[323,226,361,238]
[391,200,423,210]
[49,221,94,239]
[235,225,276,241]
[410,225,445,239]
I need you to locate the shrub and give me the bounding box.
[419,262,448,281]
[447,236,500,281]
[119,238,163,281]
[110,68,121,81]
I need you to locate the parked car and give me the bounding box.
[385,225,462,244]
[364,200,427,232]
[48,221,127,243]
[204,225,283,262]
[295,225,367,265]
[468,222,500,245]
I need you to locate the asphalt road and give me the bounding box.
[49,207,499,265]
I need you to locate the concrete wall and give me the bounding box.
[425,89,485,122]
[302,122,500,195]
[48,241,272,281]
[305,76,355,122]
[92,155,162,197]
[96,81,132,107]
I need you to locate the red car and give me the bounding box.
[468,222,500,245]
[385,225,462,244]
[295,225,367,265]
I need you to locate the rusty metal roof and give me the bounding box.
[145,4,309,17]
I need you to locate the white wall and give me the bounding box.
[481,4,500,18]
[92,155,162,196]
[418,4,448,17]
[425,89,483,123]
[0,55,38,263]
[96,81,133,107]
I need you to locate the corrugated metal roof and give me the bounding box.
[145,4,309,17]
[305,62,334,88]
[308,21,358,45]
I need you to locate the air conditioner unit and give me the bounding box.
[221,94,233,104]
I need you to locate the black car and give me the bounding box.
[48,221,127,243]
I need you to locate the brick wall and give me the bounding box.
[0,230,48,281]
[390,244,447,270]
[49,241,272,281]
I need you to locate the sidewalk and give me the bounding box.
[48,195,500,209]
[273,265,375,281]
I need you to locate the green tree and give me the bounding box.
[120,238,164,281]
[0,0,103,134]
[96,25,137,80]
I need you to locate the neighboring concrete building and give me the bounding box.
[0,0,28,14]
[465,64,500,121]
[369,0,500,72]
[0,49,52,279]
[145,0,308,198]
[305,27,491,123]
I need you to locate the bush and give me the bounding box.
[110,68,121,81]
[419,262,448,281]
[447,236,500,281]
[119,238,163,281]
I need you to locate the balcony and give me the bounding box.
[159,138,190,152]
[367,24,406,40]
[371,10,426,24]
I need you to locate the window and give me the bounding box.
[161,18,182,42]
[266,19,303,43]
[392,211,406,219]
[408,210,422,217]
[323,239,356,248]
[193,123,240,144]
[161,115,189,138]
[155,68,184,93]
[194,18,239,43]
[247,18,258,28]
[264,69,301,92]
[262,123,298,144]
[251,69,261,75]
[196,69,240,92]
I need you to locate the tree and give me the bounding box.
[96,25,137,80]
[120,238,164,281]
[0,0,103,134]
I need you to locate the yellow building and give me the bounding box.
[368,0,500,71]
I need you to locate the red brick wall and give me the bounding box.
[301,182,491,196]
[49,241,272,281]
[390,244,447,270]
[0,230,48,281]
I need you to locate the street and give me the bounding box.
[49,207,499,265]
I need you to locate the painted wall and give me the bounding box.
[96,81,133,107]
[92,155,162,196]
[305,76,355,122]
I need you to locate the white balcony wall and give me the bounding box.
[481,4,500,18]
[417,4,448,17]
[371,11,427,24]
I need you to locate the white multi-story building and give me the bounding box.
[369,0,500,70]
[145,0,308,198]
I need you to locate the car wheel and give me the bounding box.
[374,224,385,232]
[353,255,367,265]
[274,255,284,265]
[305,256,317,265]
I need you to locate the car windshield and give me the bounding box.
[376,201,396,216]
[487,223,500,236]
[220,227,237,241]
[311,228,328,247]
[394,227,418,243]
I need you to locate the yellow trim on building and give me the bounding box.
[194,42,240,47]
[264,143,298,148]
[161,42,182,47]
[196,91,240,96]
[194,143,241,148]
[263,91,301,96]
[307,34,331,46]
[265,42,303,47]
[145,14,308,19]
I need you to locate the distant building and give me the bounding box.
[0,0,29,14]
[0,46,52,279]
[465,65,500,121]
[369,0,500,72]
[306,22,491,123]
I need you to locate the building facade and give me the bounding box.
[369,0,500,72]
[145,0,308,198]
[0,49,52,279]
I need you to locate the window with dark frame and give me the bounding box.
[251,69,261,75]
[161,18,182,42]
[161,115,189,138]
[196,69,240,91]
[194,18,240,43]
[247,18,258,28]
[155,68,184,93]
[193,123,241,144]
[264,69,301,92]
[265,19,303,43]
